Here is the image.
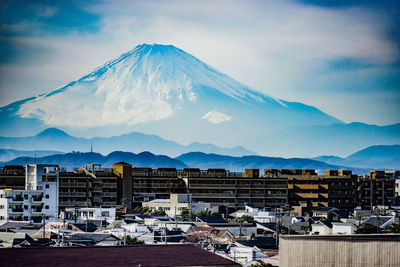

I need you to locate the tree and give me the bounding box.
[118,235,144,245]
[354,224,378,234]
[180,208,194,220]
[196,208,220,217]
[235,215,254,223]
[152,207,166,216]
[388,222,400,233]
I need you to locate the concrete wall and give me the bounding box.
[280,234,400,267]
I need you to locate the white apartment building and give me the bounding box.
[142,194,218,217]
[62,207,116,222]
[0,189,45,223]
[26,164,59,218]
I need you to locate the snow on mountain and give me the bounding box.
[202,110,232,124]
[0,44,341,147]
[17,44,277,128]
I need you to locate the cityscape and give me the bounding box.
[0,1,399,267]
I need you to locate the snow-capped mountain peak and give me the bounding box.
[17,44,280,128]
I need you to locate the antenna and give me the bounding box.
[90,143,93,153]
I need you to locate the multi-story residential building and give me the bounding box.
[0,189,45,223]
[58,164,118,210]
[131,167,186,202]
[181,168,288,208]
[284,169,357,216]
[26,164,59,218]
[358,171,396,208]
[0,165,25,190]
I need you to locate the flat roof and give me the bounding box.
[0,244,240,267]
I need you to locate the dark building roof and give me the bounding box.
[0,244,240,267]
[312,207,338,212]
[235,236,277,249]
[69,222,99,232]
[153,230,185,243]
[362,216,393,228]
[197,216,228,224]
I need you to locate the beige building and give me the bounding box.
[280,234,400,267]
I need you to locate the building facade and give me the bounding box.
[0,189,45,223]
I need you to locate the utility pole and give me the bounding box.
[42,214,46,239]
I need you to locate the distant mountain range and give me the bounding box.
[0,149,62,162]
[314,144,400,169]
[246,122,400,158]
[0,128,253,158]
[0,44,398,157]
[1,151,188,170]
[0,150,375,175]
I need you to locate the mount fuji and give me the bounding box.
[0,44,341,149]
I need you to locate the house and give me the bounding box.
[332,222,356,234]
[97,220,150,239]
[0,244,241,267]
[312,207,339,219]
[62,207,116,223]
[230,246,268,265]
[311,220,333,235]
[142,194,218,217]
[362,215,397,230]
[235,236,277,249]
[65,233,120,246]
[187,225,234,244]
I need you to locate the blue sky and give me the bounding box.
[0,0,399,125]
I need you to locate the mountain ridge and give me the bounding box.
[0,43,340,146]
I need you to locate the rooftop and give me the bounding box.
[0,244,240,267]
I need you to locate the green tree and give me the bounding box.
[118,235,144,245]
[152,207,166,216]
[235,215,254,223]
[354,224,378,234]
[196,208,220,217]
[388,222,400,233]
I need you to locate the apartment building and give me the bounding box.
[181,168,288,208]
[0,165,25,190]
[358,170,396,208]
[0,189,45,223]
[26,164,59,218]
[283,169,357,216]
[58,164,118,210]
[131,167,186,202]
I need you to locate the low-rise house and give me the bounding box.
[230,246,268,265]
[97,220,150,239]
[142,194,218,217]
[311,220,333,235]
[230,205,276,223]
[332,222,356,234]
[62,207,116,223]
[362,215,397,230]
[65,233,120,246]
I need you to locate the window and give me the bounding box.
[45,184,49,189]
[0,205,4,209]
[102,211,109,217]
[45,205,49,209]
[45,195,49,199]
[89,212,94,217]
[24,195,28,200]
